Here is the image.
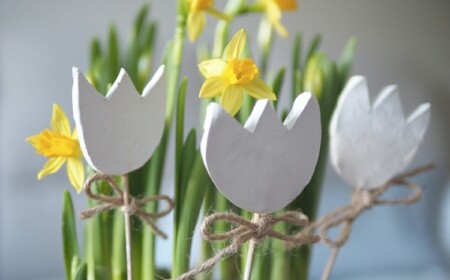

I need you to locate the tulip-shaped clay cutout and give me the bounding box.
[72,66,166,175]
[201,93,321,213]
[330,76,431,189]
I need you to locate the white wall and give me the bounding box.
[1,0,449,279]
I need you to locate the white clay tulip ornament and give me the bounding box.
[201,93,321,213]
[330,76,431,189]
[72,66,166,175]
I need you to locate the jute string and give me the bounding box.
[301,163,435,280]
[80,173,174,239]
[173,211,320,280]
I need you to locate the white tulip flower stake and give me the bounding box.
[175,93,322,280]
[312,76,434,280]
[330,76,431,188]
[202,93,321,213]
[72,66,173,280]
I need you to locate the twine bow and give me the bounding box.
[174,211,320,280]
[80,173,173,238]
[304,164,434,248]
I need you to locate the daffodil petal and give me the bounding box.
[199,77,227,98]
[187,10,206,41]
[199,59,227,78]
[265,1,289,37]
[67,158,85,193]
[26,134,42,149]
[243,78,277,100]
[225,29,246,60]
[266,0,282,21]
[220,86,243,116]
[51,104,71,136]
[272,20,288,37]
[37,157,66,180]
[72,128,78,139]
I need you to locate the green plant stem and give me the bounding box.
[140,156,160,280]
[62,190,80,280]
[250,239,271,280]
[212,0,243,57]
[199,185,215,280]
[84,199,103,280]
[258,22,274,79]
[111,211,126,280]
[270,213,288,280]
[215,193,239,280]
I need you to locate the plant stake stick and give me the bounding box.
[321,247,339,280]
[123,174,133,280]
[243,213,261,280]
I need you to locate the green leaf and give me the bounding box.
[173,77,188,267]
[83,170,117,280]
[337,37,357,90]
[292,33,302,100]
[73,261,88,280]
[107,24,120,85]
[172,153,209,277]
[139,149,167,280]
[271,67,286,110]
[178,129,197,213]
[166,24,186,123]
[87,38,102,92]
[126,5,149,81]
[62,190,80,280]
[304,34,322,70]
[142,21,157,53]
[294,69,303,95]
[270,210,288,280]
[133,4,149,42]
[175,78,188,194]
[137,22,157,90]
[90,37,102,65]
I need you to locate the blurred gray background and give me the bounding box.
[1,0,449,279]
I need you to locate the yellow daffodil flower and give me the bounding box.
[258,0,297,37]
[186,0,230,41]
[198,29,276,116]
[27,104,85,192]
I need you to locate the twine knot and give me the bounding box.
[351,188,373,212]
[174,211,319,280]
[80,173,173,239]
[252,214,273,242]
